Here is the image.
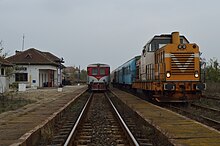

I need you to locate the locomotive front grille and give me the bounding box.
[170,52,195,74]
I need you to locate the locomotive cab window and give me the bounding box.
[92,68,98,75]
[159,44,166,49]
[147,44,153,52]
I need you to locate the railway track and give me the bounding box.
[191,103,220,114]
[107,92,166,146]
[38,90,174,146]
[37,92,89,146]
[165,103,220,131]
[63,92,140,146]
[202,95,220,101]
[199,95,220,111]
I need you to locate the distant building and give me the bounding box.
[6,48,65,88]
[63,66,80,85]
[63,66,75,81]
[0,57,13,93]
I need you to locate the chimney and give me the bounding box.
[172,32,180,44]
[15,50,21,55]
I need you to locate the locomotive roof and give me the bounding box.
[143,34,190,52]
[146,34,189,44]
[87,63,110,68]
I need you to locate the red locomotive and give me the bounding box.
[87,63,110,91]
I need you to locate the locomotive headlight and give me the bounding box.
[182,44,186,49]
[178,44,186,49]
[166,71,171,78]
[194,71,199,78]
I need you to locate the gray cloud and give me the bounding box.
[0,0,220,70]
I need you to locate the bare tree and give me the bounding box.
[0,40,8,58]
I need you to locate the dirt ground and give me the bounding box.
[0,85,87,146]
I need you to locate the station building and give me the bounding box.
[6,48,65,88]
[0,57,13,93]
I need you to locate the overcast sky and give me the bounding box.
[0,0,220,70]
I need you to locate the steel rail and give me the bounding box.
[168,105,220,130]
[191,103,220,114]
[202,96,220,101]
[64,93,93,146]
[200,115,220,125]
[105,93,139,146]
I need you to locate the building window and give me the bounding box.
[15,73,28,81]
[1,68,4,75]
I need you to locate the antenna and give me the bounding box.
[22,34,25,51]
[0,40,3,53]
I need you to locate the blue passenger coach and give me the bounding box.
[113,56,140,88]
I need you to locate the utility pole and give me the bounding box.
[22,34,25,51]
[59,58,64,87]
[78,65,80,82]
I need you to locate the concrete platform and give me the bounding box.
[111,88,220,146]
[0,85,87,146]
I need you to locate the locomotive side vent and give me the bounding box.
[171,52,195,74]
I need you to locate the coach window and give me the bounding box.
[100,68,105,75]
[92,68,98,75]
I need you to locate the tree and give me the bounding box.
[206,58,220,82]
[80,69,87,81]
[63,66,87,84]
[0,40,14,77]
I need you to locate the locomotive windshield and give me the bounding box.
[100,68,105,75]
[92,68,98,75]
[144,35,189,52]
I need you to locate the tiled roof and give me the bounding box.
[0,56,13,66]
[6,48,64,66]
[42,52,60,62]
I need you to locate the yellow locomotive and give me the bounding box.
[133,32,205,102]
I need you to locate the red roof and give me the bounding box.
[0,56,13,66]
[6,48,64,66]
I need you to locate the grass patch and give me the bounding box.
[0,95,34,114]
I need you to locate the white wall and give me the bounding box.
[140,50,155,80]
[9,65,58,87]
[0,76,9,93]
